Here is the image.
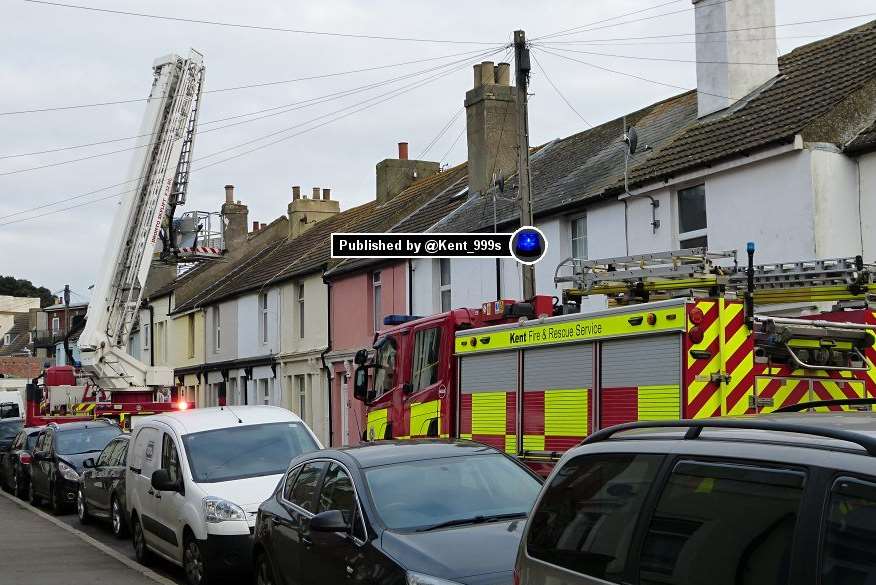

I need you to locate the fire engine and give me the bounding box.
[26,50,206,428]
[353,245,876,474]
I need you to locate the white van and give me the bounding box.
[126,406,321,585]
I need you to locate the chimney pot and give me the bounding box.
[473,63,483,88]
[480,61,495,85]
[496,63,511,85]
[322,188,331,200]
[398,142,409,160]
[252,221,259,232]
[292,185,301,200]
[312,187,321,199]
[224,184,234,204]
[260,223,266,230]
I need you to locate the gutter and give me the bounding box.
[320,274,333,447]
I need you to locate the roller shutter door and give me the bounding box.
[460,352,518,393]
[601,335,681,387]
[523,344,593,391]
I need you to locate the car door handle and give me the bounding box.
[129,466,141,474]
[154,492,162,500]
[147,488,154,496]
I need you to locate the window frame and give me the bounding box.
[282,460,329,515]
[817,473,876,584]
[410,326,442,393]
[187,313,195,358]
[51,316,60,334]
[439,259,451,312]
[570,214,587,261]
[259,292,269,344]
[675,183,708,249]
[212,306,221,352]
[297,284,305,339]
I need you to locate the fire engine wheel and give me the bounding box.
[77,488,89,524]
[111,497,127,538]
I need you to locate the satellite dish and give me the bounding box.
[624,127,639,155]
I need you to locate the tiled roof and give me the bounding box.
[0,314,31,357]
[435,22,876,233]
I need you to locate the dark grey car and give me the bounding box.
[515,403,876,585]
[77,434,130,538]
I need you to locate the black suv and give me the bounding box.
[29,420,122,514]
[0,424,42,498]
[516,400,876,585]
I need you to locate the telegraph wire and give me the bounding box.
[0,47,505,176]
[535,34,844,47]
[18,0,504,45]
[0,176,145,221]
[536,44,784,65]
[0,47,500,118]
[0,189,137,227]
[439,127,466,166]
[531,52,593,129]
[418,108,464,159]
[532,0,685,41]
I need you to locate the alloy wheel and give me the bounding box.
[111,499,123,537]
[184,538,205,585]
[12,470,20,497]
[77,489,87,523]
[133,518,149,564]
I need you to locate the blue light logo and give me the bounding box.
[510,226,548,265]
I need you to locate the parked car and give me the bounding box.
[253,440,544,585]
[515,405,876,585]
[29,420,122,514]
[127,406,321,585]
[0,425,43,498]
[0,417,22,451]
[77,433,131,537]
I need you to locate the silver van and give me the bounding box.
[515,402,876,585]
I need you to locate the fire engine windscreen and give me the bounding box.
[363,454,541,531]
[182,422,319,483]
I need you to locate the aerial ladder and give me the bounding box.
[27,50,205,426]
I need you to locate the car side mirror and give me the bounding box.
[83,458,96,469]
[151,469,181,493]
[310,510,349,533]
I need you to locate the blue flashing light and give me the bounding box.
[383,314,422,326]
[747,241,755,254]
[515,230,541,254]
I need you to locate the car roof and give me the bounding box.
[324,439,503,469]
[139,405,304,436]
[47,420,118,432]
[576,412,876,457]
[0,418,22,425]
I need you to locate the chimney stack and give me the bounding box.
[260,223,266,230]
[252,221,260,232]
[465,61,517,195]
[221,184,248,253]
[693,0,778,118]
[375,141,440,204]
[288,183,340,239]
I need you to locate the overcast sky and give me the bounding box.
[1,0,873,297]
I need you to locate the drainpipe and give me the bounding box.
[148,304,155,367]
[407,260,414,315]
[320,277,334,447]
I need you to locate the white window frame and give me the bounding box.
[676,184,708,249]
[297,284,305,339]
[259,293,269,344]
[142,322,150,350]
[439,259,451,312]
[51,316,60,334]
[187,313,196,358]
[372,271,382,332]
[570,214,588,260]
[295,374,307,421]
[3,334,10,346]
[213,306,221,352]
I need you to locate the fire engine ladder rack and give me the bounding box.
[555,247,737,299]
[728,256,876,305]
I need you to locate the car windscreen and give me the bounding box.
[364,453,542,532]
[55,427,122,455]
[182,422,319,483]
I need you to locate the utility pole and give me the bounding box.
[514,30,536,299]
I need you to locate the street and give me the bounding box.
[0,490,185,585]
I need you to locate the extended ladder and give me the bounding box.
[729,256,876,304]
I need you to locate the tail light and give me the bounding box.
[19,453,32,465]
[689,326,704,345]
[689,307,705,325]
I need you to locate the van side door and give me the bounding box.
[129,425,162,550]
[149,431,186,560]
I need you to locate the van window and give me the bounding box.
[526,453,662,580]
[639,460,804,585]
[161,434,182,485]
[288,462,327,513]
[821,477,876,584]
[411,328,441,392]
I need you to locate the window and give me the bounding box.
[411,328,441,392]
[373,336,398,398]
[295,374,307,420]
[439,259,451,312]
[639,460,804,585]
[111,440,129,467]
[51,316,60,334]
[288,461,328,512]
[259,293,269,344]
[822,477,876,584]
[571,215,587,260]
[212,306,221,351]
[96,441,117,467]
[318,463,355,522]
[161,433,182,485]
[297,284,305,339]
[527,453,663,581]
[2,333,10,346]
[372,271,382,332]
[259,379,270,405]
[187,313,195,358]
[143,323,150,349]
[677,184,707,249]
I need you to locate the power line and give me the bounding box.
[537,44,782,65]
[418,108,464,159]
[531,52,593,129]
[0,47,504,176]
[533,0,685,41]
[535,33,840,47]
[439,127,466,166]
[0,47,498,118]
[18,0,504,45]
[0,189,135,227]
[0,176,144,220]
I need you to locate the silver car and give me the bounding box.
[515,402,876,585]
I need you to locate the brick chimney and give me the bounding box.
[693,0,778,118]
[288,185,340,238]
[375,142,439,204]
[220,184,248,252]
[465,61,517,196]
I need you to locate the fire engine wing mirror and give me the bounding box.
[354,349,369,365]
[353,366,370,403]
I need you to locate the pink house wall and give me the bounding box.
[329,261,408,446]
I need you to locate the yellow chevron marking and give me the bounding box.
[726,358,754,416]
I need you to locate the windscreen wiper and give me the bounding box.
[416,512,526,532]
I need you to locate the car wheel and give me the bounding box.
[132,515,152,565]
[77,488,89,524]
[13,469,25,499]
[256,553,276,585]
[50,483,66,516]
[183,534,207,585]
[28,479,41,506]
[111,497,127,538]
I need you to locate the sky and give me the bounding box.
[1,0,874,297]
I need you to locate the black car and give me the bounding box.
[77,433,130,537]
[253,440,543,585]
[0,425,43,498]
[29,420,122,514]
